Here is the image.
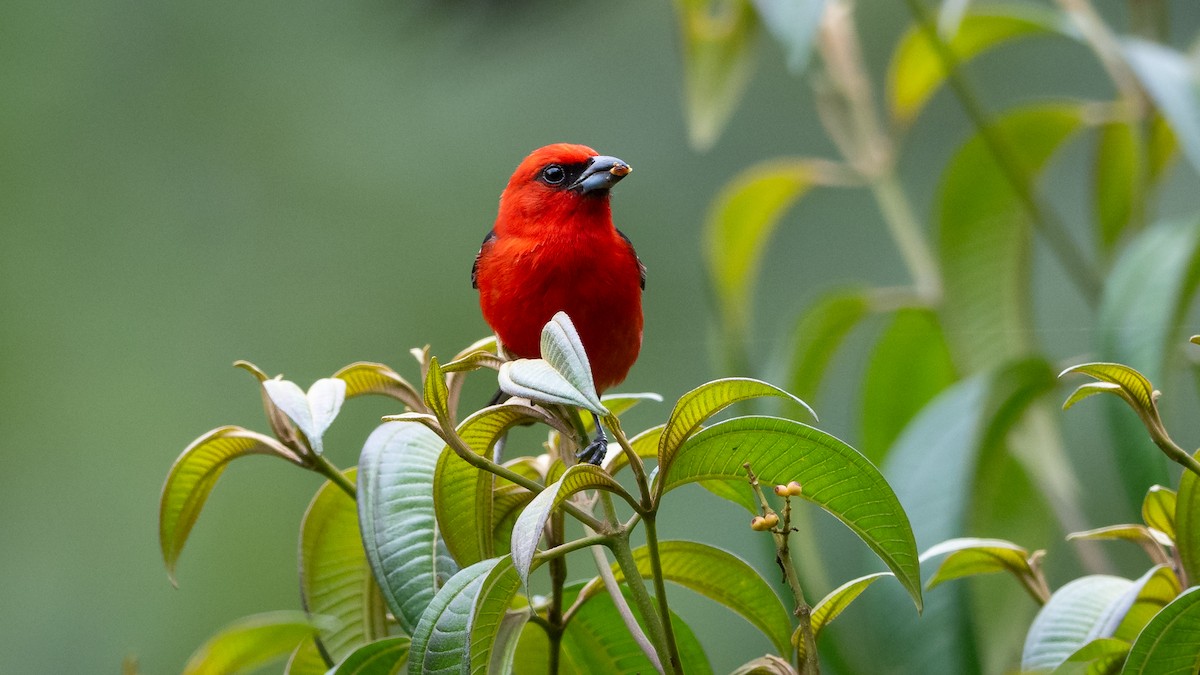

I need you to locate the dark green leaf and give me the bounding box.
[358,422,457,634]
[659,415,922,611]
[183,611,322,675]
[301,469,387,663]
[1122,587,1200,674]
[939,103,1085,372]
[330,637,411,675]
[160,426,302,585]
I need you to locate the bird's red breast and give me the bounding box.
[473,143,644,393]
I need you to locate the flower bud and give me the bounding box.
[774,484,789,497]
[750,516,771,531]
[786,481,803,496]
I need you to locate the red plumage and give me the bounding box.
[473,143,644,393]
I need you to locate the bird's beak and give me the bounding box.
[569,155,632,194]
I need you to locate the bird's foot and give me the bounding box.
[577,436,608,466]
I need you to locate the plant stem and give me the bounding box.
[310,454,357,499]
[1056,0,1144,104]
[869,172,942,302]
[609,533,679,675]
[586,537,663,673]
[547,512,566,675]
[902,0,1103,305]
[606,414,653,509]
[642,516,682,672]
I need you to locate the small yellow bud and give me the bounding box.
[762,512,780,528]
[774,484,789,497]
[786,481,803,496]
[750,516,769,531]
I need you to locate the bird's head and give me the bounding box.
[496,143,631,235]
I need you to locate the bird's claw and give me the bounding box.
[577,436,608,466]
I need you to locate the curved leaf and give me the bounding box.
[1060,362,1156,413]
[407,559,500,675]
[1051,638,1128,675]
[285,637,327,675]
[659,415,922,611]
[466,557,525,675]
[541,312,603,409]
[498,360,606,416]
[183,611,321,675]
[263,378,346,456]
[1112,565,1181,643]
[160,426,302,584]
[581,540,793,656]
[435,404,554,566]
[796,572,892,661]
[704,160,816,356]
[888,4,1071,124]
[1092,120,1144,255]
[939,103,1085,373]
[1021,575,1132,671]
[1123,39,1200,174]
[786,287,871,403]
[335,362,423,410]
[1122,587,1200,674]
[604,423,662,477]
[511,465,631,586]
[920,538,1042,598]
[860,307,956,462]
[330,637,411,675]
[671,0,759,150]
[729,654,796,675]
[300,469,387,663]
[358,422,457,634]
[657,378,815,499]
[1067,525,1171,565]
[1177,450,1200,588]
[1142,485,1177,541]
[234,359,301,447]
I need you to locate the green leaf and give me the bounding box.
[510,465,631,587]
[704,160,816,353]
[786,287,871,403]
[860,308,957,462]
[1059,362,1157,414]
[1050,638,1128,675]
[1021,575,1132,671]
[542,312,604,408]
[334,362,423,411]
[160,426,302,585]
[750,0,824,72]
[422,358,451,421]
[939,103,1085,372]
[729,654,796,675]
[1061,382,1124,411]
[466,557,525,675]
[497,314,607,415]
[407,559,500,675]
[234,360,302,448]
[797,572,892,660]
[656,378,815,499]
[358,422,458,634]
[300,468,387,663]
[560,582,712,675]
[920,538,1040,594]
[329,637,411,675]
[1123,39,1200,174]
[603,423,662,477]
[888,4,1070,124]
[263,378,347,456]
[582,540,793,656]
[1067,525,1170,566]
[1096,215,1200,504]
[1178,450,1200,589]
[1092,120,1144,255]
[670,0,759,150]
[285,638,328,675]
[1142,485,1177,541]
[183,611,322,675]
[659,415,922,611]
[1122,587,1200,674]
[1112,565,1181,643]
[435,404,555,566]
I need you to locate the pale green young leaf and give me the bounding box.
[329,637,411,675]
[422,358,451,421]
[939,103,1085,372]
[750,0,824,72]
[786,287,871,403]
[234,360,302,447]
[1142,485,1177,541]
[1174,450,1200,592]
[1111,565,1181,643]
[1058,362,1156,415]
[920,538,1037,593]
[659,415,922,611]
[300,469,387,663]
[539,312,605,413]
[285,637,327,675]
[358,422,457,634]
[670,0,759,150]
[1122,587,1200,673]
[1123,39,1200,174]
[160,426,302,585]
[510,465,631,586]
[1067,525,1171,566]
[262,378,346,456]
[888,4,1071,124]
[860,307,956,462]
[498,360,607,416]
[1061,382,1124,411]
[1092,120,1144,255]
[796,572,892,661]
[1021,576,1132,671]
[704,160,815,351]
[183,611,323,675]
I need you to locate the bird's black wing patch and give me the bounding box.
[472,228,497,289]
[617,229,646,290]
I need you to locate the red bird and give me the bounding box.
[473,143,644,464]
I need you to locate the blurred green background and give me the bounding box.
[3,0,1200,672]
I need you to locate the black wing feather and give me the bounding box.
[472,228,497,289]
[617,229,646,290]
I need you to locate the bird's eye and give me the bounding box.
[541,164,566,185]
